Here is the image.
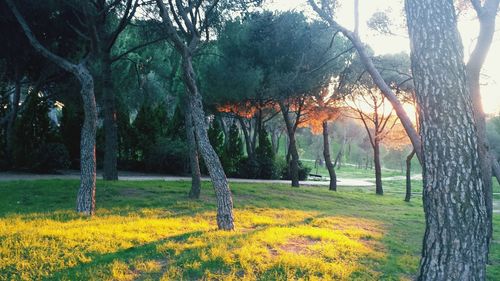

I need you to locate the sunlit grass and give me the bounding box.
[0,179,499,280]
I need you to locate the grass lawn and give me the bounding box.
[0,179,499,280]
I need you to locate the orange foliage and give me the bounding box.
[217,101,279,119]
[298,88,343,134]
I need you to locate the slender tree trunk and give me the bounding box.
[238,117,254,160]
[405,149,416,202]
[373,141,383,195]
[323,121,336,191]
[102,55,118,181]
[280,103,299,187]
[75,65,97,215]
[405,0,488,279]
[465,0,500,254]
[492,153,500,185]
[182,54,234,230]
[186,101,201,199]
[6,72,21,165]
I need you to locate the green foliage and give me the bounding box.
[145,137,188,174]
[132,102,169,161]
[60,102,83,168]
[256,126,275,179]
[224,122,244,176]
[208,117,225,157]
[281,160,312,181]
[12,92,66,171]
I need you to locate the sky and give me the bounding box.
[263,0,500,115]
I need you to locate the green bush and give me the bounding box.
[144,138,188,174]
[33,143,70,172]
[281,160,311,181]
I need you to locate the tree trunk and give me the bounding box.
[238,117,254,160]
[5,72,21,165]
[492,153,500,185]
[465,0,500,254]
[182,54,234,230]
[405,149,416,202]
[374,141,383,195]
[405,0,488,279]
[323,121,336,191]
[102,55,118,181]
[75,65,97,215]
[186,101,201,199]
[280,103,299,187]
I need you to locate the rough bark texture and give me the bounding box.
[75,65,97,215]
[405,149,416,202]
[186,101,201,199]
[102,55,118,181]
[405,0,488,279]
[182,54,234,230]
[373,141,383,195]
[280,102,300,187]
[322,121,336,191]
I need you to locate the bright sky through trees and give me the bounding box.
[265,0,500,114]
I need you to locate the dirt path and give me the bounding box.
[0,170,374,187]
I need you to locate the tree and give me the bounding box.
[308,0,423,163]
[6,0,98,215]
[405,0,488,278]
[225,121,244,176]
[154,0,262,230]
[299,88,342,191]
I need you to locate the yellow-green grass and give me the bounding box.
[0,180,499,280]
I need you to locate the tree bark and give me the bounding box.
[102,55,118,180]
[373,140,383,195]
[6,0,97,216]
[405,0,488,279]
[75,65,97,215]
[280,102,300,187]
[186,100,201,199]
[182,54,234,230]
[323,121,336,191]
[405,149,416,202]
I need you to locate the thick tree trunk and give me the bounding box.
[182,54,234,230]
[373,141,383,195]
[405,0,488,279]
[5,73,21,164]
[102,56,118,181]
[405,149,416,202]
[322,121,336,191]
[75,65,97,215]
[280,103,300,187]
[186,101,201,199]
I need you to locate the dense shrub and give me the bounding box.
[144,138,188,174]
[32,143,70,172]
[281,160,311,181]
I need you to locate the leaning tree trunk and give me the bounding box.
[181,54,234,230]
[373,140,383,195]
[405,149,416,202]
[75,65,98,215]
[280,103,300,187]
[405,0,488,279]
[102,55,118,181]
[185,101,201,199]
[322,121,337,191]
[465,0,500,252]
